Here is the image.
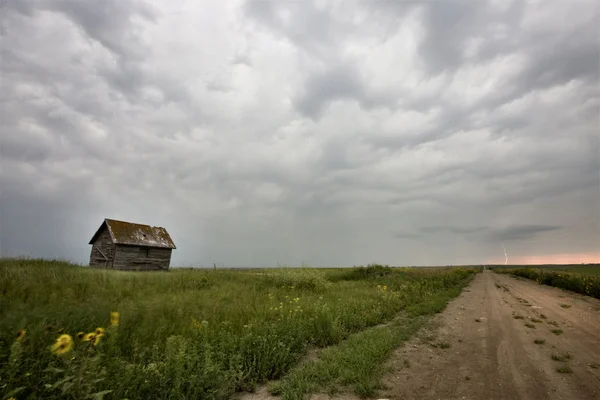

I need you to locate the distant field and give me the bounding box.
[541,265,600,275]
[0,260,477,400]
[493,265,600,298]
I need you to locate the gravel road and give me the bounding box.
[382,270,600,400]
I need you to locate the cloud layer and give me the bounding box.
[1,0,599,266]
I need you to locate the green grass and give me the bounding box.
[269,317,424,399]
[548,266,600,275]
[271,285,464,400]
[0,259,477,400]
[494,267,600,298]
[551,352,572,362]
[556,365,573,373]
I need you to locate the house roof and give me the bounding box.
[89,219,176,249]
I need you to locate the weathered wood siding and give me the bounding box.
[89,227,116,268]
[113,245,172,271]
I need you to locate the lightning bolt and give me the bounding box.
[502,243,508,265]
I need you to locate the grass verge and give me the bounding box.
[556,365,573,373]
[270,284,468,399]
[494,268,600,299]
[551,353,572,362]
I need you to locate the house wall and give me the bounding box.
[89,227,116,268]
[113,245,172,270]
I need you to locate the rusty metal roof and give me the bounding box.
[89,219,176,249]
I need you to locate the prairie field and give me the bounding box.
[0,259,477,400]
[493,266,600,298]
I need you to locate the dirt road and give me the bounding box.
[383,270,600,400]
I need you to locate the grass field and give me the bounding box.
[493,266,600,299]
[0,260,477,400]
[541,265,600,275]
[489,264,600,275]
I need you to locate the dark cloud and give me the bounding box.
[294,64,396,119]
[42,0,157,58]
[1,0,598,266]
[488,225,563,242]
[421,226,488,235]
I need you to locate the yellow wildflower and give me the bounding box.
[110,312,120,326]
[51,334,73,355]
[83,332,96,342]
[16,329,26,342]
[76,332,85,340]
[93,333,103,346]
[95,327,105,336]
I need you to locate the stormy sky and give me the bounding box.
[1,0,599,267]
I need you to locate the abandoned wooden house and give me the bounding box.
[89,218,176,270]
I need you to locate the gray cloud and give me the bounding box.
[1,0,599,266]
[294,64,396,119]
[421,226,488,235]
[488,225,562,242]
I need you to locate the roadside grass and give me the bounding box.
[551,329,564,335]
[524,322,536,329]
[548,320,559,326]
[0,259,477,400]
[551,353,572,362]
[556,365,573,374]
[269,317,424,399]
[533,339,546,345]
[429,341,451,349]
[270,285,468,399]
[530,318,542,323]
[559,304,571,309]
[544,266,600,276]
[494,267,600,299]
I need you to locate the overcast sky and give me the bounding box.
[1,0,599,267]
